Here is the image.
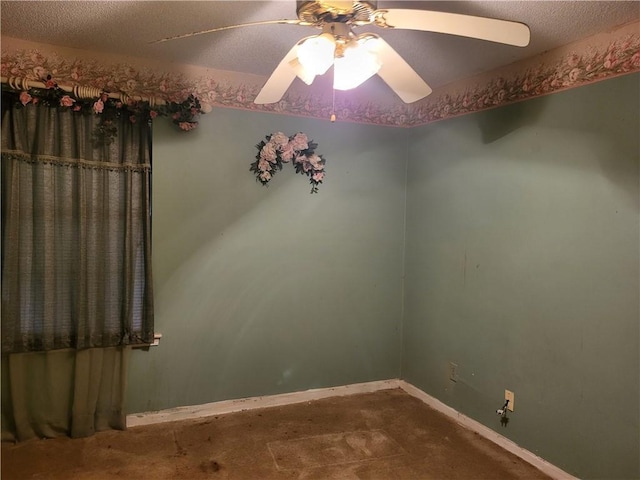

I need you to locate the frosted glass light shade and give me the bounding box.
[297,33,336,76]
[289,57,317,85]
[333,38,381,90]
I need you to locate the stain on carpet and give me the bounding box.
[267,429,405,470]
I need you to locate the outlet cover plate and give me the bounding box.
[505,389,515,411]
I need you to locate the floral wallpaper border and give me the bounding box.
[406,21,640,127]
[2,21,638,128]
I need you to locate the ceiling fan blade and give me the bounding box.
[374,37,432,103]
[150,19,307,44]
[376,9,530,47]
[254,42,302,104]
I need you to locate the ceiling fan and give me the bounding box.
[155,1,531,104]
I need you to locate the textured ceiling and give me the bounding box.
[1,1,639,91]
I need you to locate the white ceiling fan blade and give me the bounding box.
[375,38,432,103]
[150,19,306,44]
[377,9,531,47]
[254,42,301,104]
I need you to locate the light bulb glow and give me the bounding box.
[297,33,336,76]
[289,57,316,85]
[333,38,381,91]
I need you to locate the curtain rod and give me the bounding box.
[1,76,168,107]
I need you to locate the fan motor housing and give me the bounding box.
[296,1,378,24]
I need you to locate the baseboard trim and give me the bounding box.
[126,378,576,480]
[397,381,579,480]
[126,379,401,428]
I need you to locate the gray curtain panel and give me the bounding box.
[1,94,154,352]
[1,92,153,439]
[1,347,130,441]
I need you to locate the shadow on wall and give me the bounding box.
[475,75,639,209]
[476,96,548,144]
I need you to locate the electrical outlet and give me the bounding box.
[448,362,458,382]
[505,389,515,411]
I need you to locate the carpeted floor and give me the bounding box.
[1,388,551,479]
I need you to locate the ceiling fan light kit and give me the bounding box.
[294,24,382,91]
[333,36,381,90]
[157,0,530,107]
[297,32,336,76]
[289,57,317,86]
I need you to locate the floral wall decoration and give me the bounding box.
[250,132,325,194]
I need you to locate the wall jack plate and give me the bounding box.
[505,389,515,411]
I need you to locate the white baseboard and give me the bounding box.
[126,379,401,428]
[126,378,577,480]
[397,381,579,480]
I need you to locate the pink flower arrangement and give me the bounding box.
[270,132,289,148]
[93,99,104,114]
[250,132,326,194]
[60,95,75,107]
[178,121,197,131]
[19,91,32,105]
[280,143,295,162]
[259,141,278,162]
[290,133,309,151]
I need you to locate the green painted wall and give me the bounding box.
[126,74,639,479]
[126,109,407,413]
[402,74,639,479]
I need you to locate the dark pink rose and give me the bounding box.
[60,95,75,107]
[19,91,32,106]
[93,99,104,114]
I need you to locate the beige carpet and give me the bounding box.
[1,388,551,479]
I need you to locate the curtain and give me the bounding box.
[1,91,154,439]
[1,347,129,441]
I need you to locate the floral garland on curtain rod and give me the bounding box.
[250,132,326,194]
[2,75,206,146]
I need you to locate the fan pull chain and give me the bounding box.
[331,23,337,123]
[331,87,336,123]
[330,66,336,123]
